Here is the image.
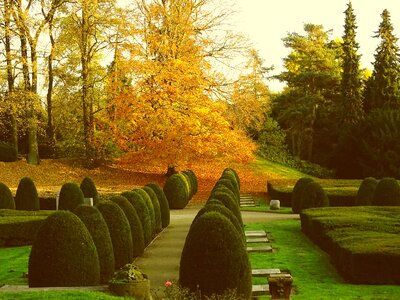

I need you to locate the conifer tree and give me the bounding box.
[340,1,364,125]
[364,9,400,112]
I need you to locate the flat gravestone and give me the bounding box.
[252,284,270,296]
[245,230,267,237]
[240,203,256,207]
[252,268,281,277]
[246,237,269,243]
[247,245,273,253]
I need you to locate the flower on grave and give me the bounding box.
[165,280,172,288]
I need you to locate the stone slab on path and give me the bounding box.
[247,245,273,253]
[245,230,267,237]
[246,237,269,243]
[251,284,270,297]
[252,268,281,277]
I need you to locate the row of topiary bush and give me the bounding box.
[28,181,171,287]
[163,169,197,209]
[179,168,252,299]
[356,177,400,206]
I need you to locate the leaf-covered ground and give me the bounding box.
[0,157,284,204]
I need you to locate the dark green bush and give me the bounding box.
[215,178,240,203]
[146,183,170,228]
[211,184,238,205]
[80,176,99,205]
[96,200,133,270]
[221,170,240,192]
[183,170,198,195]
[292,177,314,213]
[177,173,191,199]
[195,201,245,242]
[133,188,155,237]
[58,182,84,211]
[15,177,39,211]
[181,172,193,199]
[372,177,400,206]
[0,142,17,162]
[299,182,329,211]
[180,211,252,299]
[73,204,114,283]
[164,174,189,209]
[223,168,240,190]
[143,186,162,234]
[356,177,379,206]
[28,211,100,287]
[122,191,152,246]
[209,191,243,226]
[109,195,145,258]
[0,182,15,209]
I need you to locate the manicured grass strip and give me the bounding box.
[249,157,311,179]
[0,291,122,299]
[0,246,30,285]
[240,198,293,214]
[246,220,400,299]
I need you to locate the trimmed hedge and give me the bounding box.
[80,176,99,205]
[0,142,17,162]
[301,207,400,284]
[372,177,400,206]
[15,177,39,211]
[133,188,156,237]
[216,178,240,203]
[146,183,170,228]
[356,177,378,206]
[164,174,189,209]
[74,204,115,284]
[96,200,133,270]
[143,186,162,234]
[58,182,84,211]
[28,211,100,287]
[122,191,152,246]
[208,190,243,226]
[0,182,15,209]
[223,168,240,190]
[110,195,145,258]
[292,177,314,213]
[183,170,198,195]
[211,185,238,206]
[299,182,329,212]
[180,211,252,298]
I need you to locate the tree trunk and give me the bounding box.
[46,21,56,153]
[166,165,177,177]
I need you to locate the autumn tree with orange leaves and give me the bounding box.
[104,0,255,172]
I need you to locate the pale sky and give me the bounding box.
[232,0,400,91]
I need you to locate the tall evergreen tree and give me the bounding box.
[364,9,400,112]
[340,1,364,126]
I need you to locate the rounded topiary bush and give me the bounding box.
[209,191,243,226]
[143,186,162,234]
[183,170,198,195]
[177,173,191,199]
[372,177,400,206]
[0,142,17,162]
[146,183,170,228]
[211,184,238,205]
[292,177,314,213]
[73,204,114,283]
[356,177,379,206]
[15,177,39,211]
[215,178,240,203]
[96,200,133,270]
[133,188,156,237]
[181,172,193,199]
[164,174,189,209]
[0,182,15,209]
[80,176,99,205]
[299,182,329,212]
[180,211,252,299]
[28,211,100,287]
[195,201,245,242]
[122,191,152,246]
[58,182,84,211]
[223,168,240,190]
[110,195,145,258]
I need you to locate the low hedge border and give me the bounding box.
[300,206,400,284]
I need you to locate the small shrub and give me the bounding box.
[58,182,84,211]
[177,173,191,199]
[28,211,100,287]
[300,182,329,211]
[80,177,99,205]
[110,195,145,258]
[122,191,152,246]
[221,170,240,192]
[356,177,379,206]
[291,177,314,213]
[215,178,240,202]
[133,188,156,237]
[143,186,162,234]
[223,168,240,190]
[211,185,238,206]
[0,142,17,162]
[0,182,15,209]
[208,191,243,226]
[372,177,400,206]
[164,174,189,209]
[15,177,39,211]
[73,204,115,283]
[146,183,170,228]
[181,172,193,198]
[96,200,133,270]
[180,212,252,299]
[183,170,198,195]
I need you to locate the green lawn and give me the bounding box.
[249,157,312,179]
[247,219,400,300]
